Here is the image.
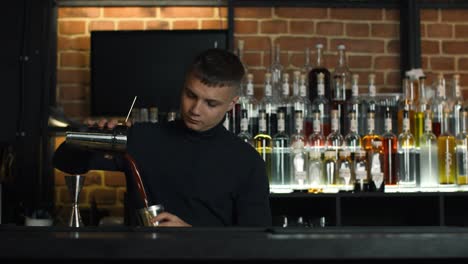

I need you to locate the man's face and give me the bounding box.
[180,75,239,132]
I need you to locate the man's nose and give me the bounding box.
[190,100,202,115]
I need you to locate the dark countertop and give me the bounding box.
[2,226,468,262]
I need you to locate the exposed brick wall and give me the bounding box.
[55,6,468,220]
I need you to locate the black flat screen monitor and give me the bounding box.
[90,29,228,117]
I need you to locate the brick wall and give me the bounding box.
[55,6,468,221]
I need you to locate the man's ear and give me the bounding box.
[227,96,239,111]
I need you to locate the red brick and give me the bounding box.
[277,37,328,51]
[59,21,86,35]
[104,171,126,187]
[243,52,262,67]
[235,7,272,18]
[275,7,327,19]
[455,25,468,38]
[117,188,127,205]
[162,7,214,18]
[91,189,117,205]
[57,69,90,84]
[371,23,399,38]
[289,52,307,68]
[441,10,468,22]
[330,39,385,53]
[104,7,156,18]
[459,58,468,70]
[146,20,170,30]
[348,55,372,69]
[354,71,385,86]
[427,24,453,38]
[260,20,288,34]
[421,40,440,55]
[202,20,227,30]
[422,56,429,69]
[62,102,89,119]
[461,74,468,89]
[387,40,400,54]
[58,7,100,18]
[234,20,258,34]
[218,7,228,18]
[430,57,455,71]
[118,21,144,30]
[375,56,400,70]
[385,9,400,21]
[240,36,271,51]
[331,8,383,21]
[323,54,339,70]
[316,22,343,36]
[346,23,369,37]
[59,85,88,101]
[89,21,115,31]
[420,24,426,38]
[58,36,90,51]
[60,52,88,67]
[442,41,468,55]
[386,71,401,87]
[421,9,438,21]
[173,20,199,29]
[290,21,314,35]
[262,52,289,68]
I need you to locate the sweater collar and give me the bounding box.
[176,119,225,139]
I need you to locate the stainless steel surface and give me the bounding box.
[138,204,164,227]
[65,175,86,227]
[65,130,127,151]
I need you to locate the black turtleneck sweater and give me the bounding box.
[53,120,272,227]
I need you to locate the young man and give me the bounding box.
[54,49,272,227]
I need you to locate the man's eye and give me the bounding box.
[207,102,218,107]
[186,90,196,98]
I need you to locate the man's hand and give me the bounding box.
[151,212,192,227]
[84,118,132,129]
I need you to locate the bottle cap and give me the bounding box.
[316,43,324,49]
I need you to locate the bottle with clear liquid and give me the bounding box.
[419,109,439,188]
[278,73,294,136]
[270,44,283,100]
[397,77,416,136]
[324,150,338,188]
[338,150,354,192]
[365,73,384,135]
[308,151,324,192]
[449,74,464,137]
[354,149,370,192]
[397,110,417,187]
[344,111,362,154]
[347,73,366,137]
[414,76,429,148]
[308,43,331,102]
[238,109,254,147]
[438,108,457,186]
[271,110,291,186]
[240,73,259,136]
[333,44,352,133]
[308,110,326,154]
[456,108,468,185]
[260,72,278,136]
[291,110,309,191]
[312,72,331,137]
[291,71,308,130]
[254,110,273,181]
[326,109,344,158]
[382,107,398,186]
[299,73,313,140]
[369,141,385,192]
[230,40,247,135]
[301,47,313,80]
[431,73,448,137]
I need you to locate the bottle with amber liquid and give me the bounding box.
[363,110,383,157]
[456,108,468,185]
[382,107,398,186]
[254,110,273,181]
[414,76,429,148]
[437,108,456,186]
[431,73,448,137]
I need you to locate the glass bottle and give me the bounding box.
[438,108,457,186]
[456,108,468,185]
[397,77,416,136]
[338,150,353,192]
[271,110,291,186]
[326,109,344,158]
[431,73,448,137]
[333,44,352,101]
[278,73,293,135]
[362,110,383,157]
[301,47,313,79]
[324,150,337,188]
[308,151,324,192]
[369,140,385,192]
[254,110,273,181]
[238,109,254,146]
[419,110,439,189]
[382,107,398,186]
[270,43,283,100]
[344,111,362,155]
[397,110,417,187]
[449,74,464,137]
[300,73,313,140]
[259,72,278,136]
[223,112,230,131]
[240,73,259,136]
[353,149,370,192]
[347,73,366,137]
[364,73,381,135]
[308,43,331,102]
[312,72,331,137]
[414,76,429,148]
[291,110,309,191]
[308,110,326,154]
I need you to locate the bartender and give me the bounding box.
[53,48,272,227]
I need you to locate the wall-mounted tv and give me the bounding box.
[90,29,228,117]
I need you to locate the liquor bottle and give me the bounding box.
[449,74,464,136]
[362,110,383,158]
[347,73,366,137]
[354,149,370,192]
[397,77,416,136]
[308,151,324,192]
[324,150,337,187]
[312,72,331,137]
[456,108,468,185]
[382,107,398,186]
[369,140,385,192]
[278,73,293,135]
[291,71,308,129]
[270,43,283,100]
[271,110,291,186]
[223,112,230,131]
[332,44,351,134]
[326,109,344,158]
[301,47,313,79]
[300,73,313,139]
[332,74,346,140]
[308,110,326,154]
[414,76,429,148]
[397,110,417,187]
[259,72,278,136]
[431,73,448,137]
[419,110,439,188]
[240,73,259,136]
[238,109,254,146]
[291,110,309,191]
[344,111,362,154]
[438,108,457,186]
[308,43,331,102]
[254,110,273,181]
[230,40,247,135]
[338,150,353,192]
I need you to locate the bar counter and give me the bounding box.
[2,225,468,263]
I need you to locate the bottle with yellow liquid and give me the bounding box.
[254,110,273,181]
[438,108,456,186]
[414,76,428,148]
[456,108,468,185]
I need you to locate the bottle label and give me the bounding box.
[265,84,272,97]
[318,83,325,96]
[352,84,359,97]
[350,119,357,132]
[403,118,410,131]
[369,85,376,96]
[355,170,367,180]
[368,117,375,131]
[456,85,461,97]
[278,119,285,132]
[260,119,267,131]
[241,118,249,131]
[300,84,307,97]
[385,118,392,131]
[296,117,303,131]
[339,168,351,181]
[424,118,432,132]
[247,83,254,96]
[282,83,289,96]
[313,119,321,133]
[437,85,445,97]
[332,118,338,131]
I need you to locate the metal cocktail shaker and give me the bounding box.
[65,125,127,152]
